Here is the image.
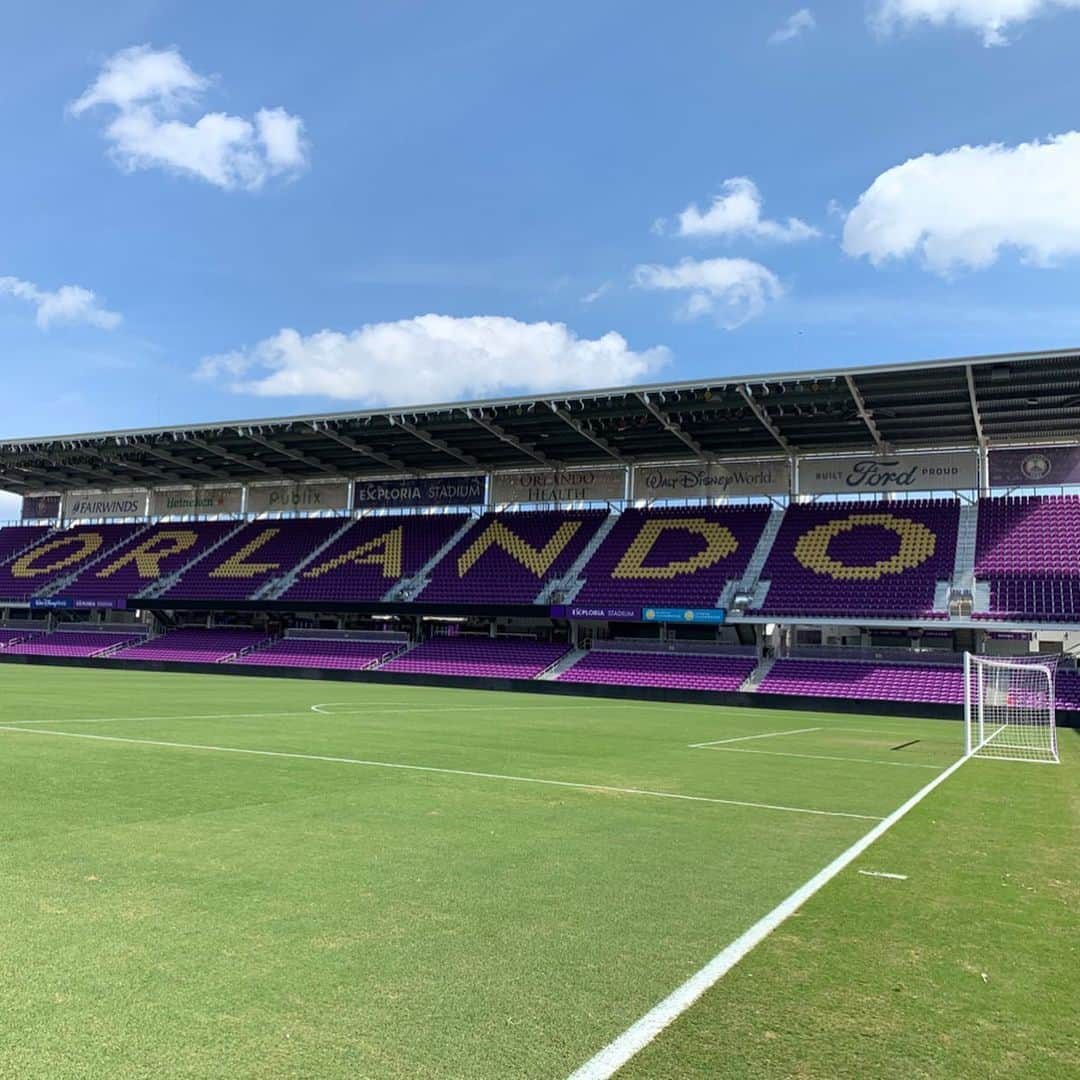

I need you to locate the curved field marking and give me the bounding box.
[0,724,882,822]
[564,754,968,1080]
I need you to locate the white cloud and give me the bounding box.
[633,257,783,328]
[581,282,612,304]
[769,8,817,44]
[70,45,308,191]
[871,0,1080,46]
[843,132,1080,274]
[672,178,820,243]
[0,276,121,330]
[197,314,670,403]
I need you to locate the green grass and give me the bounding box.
[0,666,1073,1078]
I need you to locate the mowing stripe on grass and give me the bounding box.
[688,726,822,748]
[565,753,969,1080]
[0,724,883,821]
[699,746,944,770]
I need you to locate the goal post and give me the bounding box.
[964,653,1060,764]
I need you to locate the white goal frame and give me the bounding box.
[964,653,1060,764]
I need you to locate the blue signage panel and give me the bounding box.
[353,474,486,509]
[642,607,727,625]
[30,597,127,610]
[30,597,74,610]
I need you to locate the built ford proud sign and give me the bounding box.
[799,451,977,495]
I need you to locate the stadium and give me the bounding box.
[1,347,1075,1077]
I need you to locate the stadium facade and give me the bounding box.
[1,347,1079,719]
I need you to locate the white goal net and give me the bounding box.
[964,653,1060,764]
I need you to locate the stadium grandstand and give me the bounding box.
[0,345,1079,716]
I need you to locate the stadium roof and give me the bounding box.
[3,347,1080,492]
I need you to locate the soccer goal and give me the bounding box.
[964,653,1060,764]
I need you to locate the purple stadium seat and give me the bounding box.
[0,525,53,564]
[162,519,343,600]
[381,636,569,678]
[63,521,237,600]
[280,515,468,603]
[758,658,964,704]
[6,630,146,657]
[112,628,270,662]
[417,511,608,604]
[232,637,397,669]
[557,650,755,691]
[574,506,769,608]
[752,500,959,620]
[974,496,1080,622]
[0,524,141,601]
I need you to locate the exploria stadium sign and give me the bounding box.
[798,452,977,495]
[353,475,486,509]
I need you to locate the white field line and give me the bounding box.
[699,746,944,771]
[1,701,638,727]
[0,725,882,822]
[858,870,908,881]
[689,726,822,748]
[565,753,969,1080]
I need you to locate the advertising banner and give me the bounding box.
[642,607,727,625]
[30,597,128,610]
[550,604,641,621]
[30,597,73,610]
[20,495,61,520]
[62,490,148,519]
[798,451,977,495]
[633,460,789,501]
[988,445,1080,488]
[353,474,486,510]
[246,481,349,514]
[490,468,625,505]
[150,486,244,516]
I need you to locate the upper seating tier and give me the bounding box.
[281,515,468,603]
[416,512,608,604]
[64,521,236,599]
[574,506,770,608]
[751,500,959,620]
[162,519,343,600]
[0,525,142,601]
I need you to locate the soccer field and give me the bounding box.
[1,667,1075,1079]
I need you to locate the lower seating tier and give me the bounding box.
[113,628,270,663]
[758,658,963,704]
[557,650,755,692]
[233,638,397,670]
[380,636,569,679]
[5,630,146,657]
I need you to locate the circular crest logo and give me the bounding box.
[644,608,656,621]
[1020,453,1052,482]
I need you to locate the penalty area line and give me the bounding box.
[689,726,822,748]
[565,753,969,1080]
[0,724,881,822]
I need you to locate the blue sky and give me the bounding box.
[4,0,1080,445]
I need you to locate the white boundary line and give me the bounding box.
[688,726,822,748]
[858,870,908,881]
[564,753,969,1080]
[0,724,882,822]
[699,746,944,771]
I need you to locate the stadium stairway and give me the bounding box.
[382,515,480,601]
[36,522,155,598]
[536,512,621,605]
[536,647,588,680]
[253,516,358,599]
[138,519,251,600]
[738,655,776,693]
[728,505,786,613]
